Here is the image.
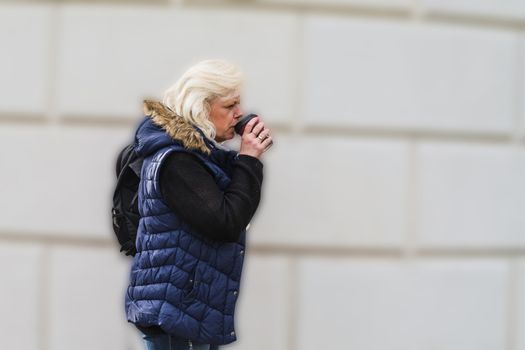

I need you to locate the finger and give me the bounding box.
[256,135,267,143]
[263,140,273,152]
[259,129,271,140]
[261,136,273,148]
[251,122,265,136]
[257,135,269,144]
[244,117,260,134]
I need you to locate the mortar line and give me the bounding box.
[37,244,51,350]
[513,31,523,144]
[507,259,519,350]
[45,3,61,126]
[149,1,525,30]
[403,138,419,259]
[5,231,525,256]
[289,12,306,136]
[426,11,525,31]
[301,125,513,143]
[3,112,520,145]
[9,0,525,29]
[0,113,48,124]
[287,257,299,350]
[411,0,425,22]
[6,234,525,259]
[185,1,411,21]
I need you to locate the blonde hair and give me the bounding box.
[163,59,243,141]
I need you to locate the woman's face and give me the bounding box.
[208,92,243,142]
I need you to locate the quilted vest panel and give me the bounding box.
[125,144,246,345]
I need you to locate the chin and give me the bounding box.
[215,129,235,143]
[225,131,236,140]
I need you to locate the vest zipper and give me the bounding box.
[188,339,193,350]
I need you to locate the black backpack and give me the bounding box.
[111,143,144,256]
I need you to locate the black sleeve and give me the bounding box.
[159,152,263,242]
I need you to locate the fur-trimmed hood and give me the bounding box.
[134,100,211,157]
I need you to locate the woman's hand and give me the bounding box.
[239,117,273,159]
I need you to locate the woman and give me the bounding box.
[124,60,272,350]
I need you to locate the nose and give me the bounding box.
[234,105,243,120]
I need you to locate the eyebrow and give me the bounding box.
[224,96,240,104]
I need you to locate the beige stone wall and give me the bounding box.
[1,1,524,349]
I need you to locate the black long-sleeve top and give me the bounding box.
[159,152,263,242]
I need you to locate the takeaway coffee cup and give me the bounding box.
[234,113,258,135]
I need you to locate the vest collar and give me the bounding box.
[143,99,211,155]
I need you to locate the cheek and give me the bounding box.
[215,112,229,132]
[221,110,234,126]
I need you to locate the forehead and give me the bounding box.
[218,91,240,103]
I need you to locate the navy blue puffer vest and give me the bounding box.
[125,103,246,345]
